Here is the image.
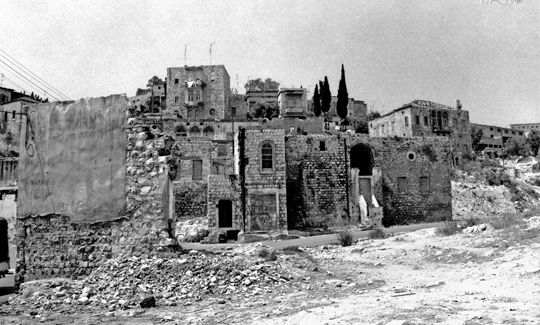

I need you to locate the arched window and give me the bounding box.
[203,126,214,138]
[187,109,193,119]
[194,109,200,119]
[189,126,200,137]
[437,111,442,128]
[431,111,436,126]
[442,112,448,127]
[195,89,202,101]
[175,125,187,136]
[209,109,215,116]
[261,142,274,171]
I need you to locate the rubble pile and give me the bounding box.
[452,180,517,219]
[5,250,300,312]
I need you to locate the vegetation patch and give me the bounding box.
[336,228,354,247]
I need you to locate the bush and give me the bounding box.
[257,248,277,261]
[368,228,386,240]
[435,221,460,236]
[185,228,210,243]
[281,246,302,253]
[336,229,354,247]
[460,216,482,228]
[490,213,522,230]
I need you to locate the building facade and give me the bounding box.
[278,88,307,118]
[166,65,231,120]
[369,100,471,161]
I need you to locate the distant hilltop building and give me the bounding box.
[508,123,540,136]
[369,99,471,162]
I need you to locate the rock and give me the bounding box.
[78,297,90,305]
[140,296,156,308]
[189,250,199,255]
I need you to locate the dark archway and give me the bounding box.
[350,143,374,176]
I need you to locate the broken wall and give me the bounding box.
[15,97,175,286]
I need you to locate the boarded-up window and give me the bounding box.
[261,143,273,170]
[415,115,420,125]
[419,177,429,193]
[192,160,202,180]
[397,177,407,193]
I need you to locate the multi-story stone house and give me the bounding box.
[166,65,231,120]
[369,100,471,163]
[470,123,532,158]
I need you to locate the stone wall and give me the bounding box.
[207,175,241,230]
[15,97,176,286]
[174,182,207,219]
[285,134,453,228]
[243,128,287,233]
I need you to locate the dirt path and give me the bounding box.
[2,223,539,325]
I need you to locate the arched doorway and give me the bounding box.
[350,143,374,176]
[350,143,375,218]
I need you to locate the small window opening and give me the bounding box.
[397,177,407,193]
[320,141,326,151]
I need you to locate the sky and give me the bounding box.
[0,0,538,126]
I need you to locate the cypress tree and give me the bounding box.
[321,76,331,117]
[313,84,321,117]
[336,64,348,120]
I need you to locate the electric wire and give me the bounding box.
[0,48,71,100]
[0,59,60,101]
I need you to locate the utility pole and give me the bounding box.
[183,43,190,66]
[209,42,216,65]
[236,74,239,94]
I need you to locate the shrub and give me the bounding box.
[368,228,386,240]
[281,246,302,253]
[489,213,523,229]
[336,229,354,247]
[460,216,482,228]
[185,228,210,243]
[257,248,277,261]
[435,221,460,236]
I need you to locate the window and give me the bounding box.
[189,126,200,137]
[431,111,437,126]
[188,94,194,102]
[211,72,216,81]
[261,143,273,170]
[497,129,501,132]
[415,115,420,125]
[519,132,523,136]
[174,96,179,103]
[12,111,15,119]
[504,130,508,134]
[175,125,187,136]
[397,177,407,193]
[192,160,202,180]
[196,90,202,101]
[231,107,236,117]
[442,112,448,127]
[490,127,493,131]
[209,109,216,116]
[419,177,429,193]
[320,141,326,151]
[405,116,409,126]
[187,109,193,119]
[424,116,428,126]
[203,126,214,138]
[512,131,515,135]
[175,79,179,84]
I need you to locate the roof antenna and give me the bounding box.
[210,42,216,65]
[184,43,190,66]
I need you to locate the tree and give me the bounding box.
[136,88,151,96]
[147,76,164,87]
[336,64,349,120]
[312,84,321,117]
[253,102,280,120]
[471,128,484,153]
[503,138,529,157]
[526,132,540,156]
[355,121,369,134]
[367,111,382,121]
[320,77,331,117]
[244,78,280,92]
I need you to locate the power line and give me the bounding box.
[0,59,60,101]
[0,48,71,100]
[1,74,27,93]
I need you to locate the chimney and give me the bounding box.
[456,99,462,110]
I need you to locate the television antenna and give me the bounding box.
[183,43,190,66]
[209,42,216,65]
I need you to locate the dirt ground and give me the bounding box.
[2,218,539,325]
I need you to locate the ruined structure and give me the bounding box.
[369,100,471,164]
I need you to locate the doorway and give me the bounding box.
[218,200,233,228]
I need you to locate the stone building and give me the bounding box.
[470,123,529,157]
[278,88,307,118]
[0,87,13,103]
[508,123,540,136]
[369,100,471,163]
[166,65,231,120]
[245,90,279,114]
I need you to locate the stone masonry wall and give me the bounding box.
[243,128,287,233]
[286,134,453,228]
[15,105,175,286]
